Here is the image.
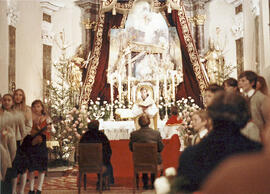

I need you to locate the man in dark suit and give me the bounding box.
[80,120,114,188]
[176,92,262,193]
[129,114,164,189]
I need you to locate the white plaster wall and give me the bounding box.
[0,0,9,95]
[259,0,270,72]
[205,0,237,78]
[51,0,82,64]
[16,1,43,105]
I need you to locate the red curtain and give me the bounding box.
[89,13,123,102]
[166,11,203,107]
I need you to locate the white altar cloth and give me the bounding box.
[99,120,167,140]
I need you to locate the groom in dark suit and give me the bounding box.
[129,114,164,189]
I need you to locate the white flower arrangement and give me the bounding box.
[88,99,111,121]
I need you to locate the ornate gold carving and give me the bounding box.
[80,13,105,105]
[116,0,134,9]
[194,14,206,25]
[104,0,114,6]
[82,18,97,30]
[178,4,208,94]
[120,13,128,29]
[153,0,166,7]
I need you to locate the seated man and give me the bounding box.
[129,114,164,189]
[132,87,158,129]
[80,120,114,188]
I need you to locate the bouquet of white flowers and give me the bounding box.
[88,98,111,121]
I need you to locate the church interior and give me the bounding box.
[0,0,270,193]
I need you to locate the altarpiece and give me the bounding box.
[80,0,209,108]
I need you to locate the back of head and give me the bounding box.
[205,84,224,93]
[207,91,250,131]
[223,78,238,88]
[138,114,150,128]
[88,120,99,132]
[170,106,178,116]
[257,76,268,95]
[238,71,257,89]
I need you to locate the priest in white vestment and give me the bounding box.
[132,87,158,129]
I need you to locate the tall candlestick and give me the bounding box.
[156,77,159,102]
[172,74,175,101]
[109,76,114,120]
[164,75,167,100]
[110,79,114,105]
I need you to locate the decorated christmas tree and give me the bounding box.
[47,31,81,163]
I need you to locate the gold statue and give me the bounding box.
[204,39,224,85]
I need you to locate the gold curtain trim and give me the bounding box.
[178,4,208,94]
[80,13,105,105]
[120,12,128,29]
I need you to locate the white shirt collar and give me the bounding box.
[246,89,255,98]
[199,128,208,138]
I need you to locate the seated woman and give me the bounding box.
[80,120,114,188]
[176,92,262,192]
[191,110,211,145]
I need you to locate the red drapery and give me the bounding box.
[166,11,203,107]
[89,13,123,102]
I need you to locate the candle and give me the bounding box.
[128,77,131,104]
[164,75,167,100]
[118,76,122,103]
[172,74,175,101]
[110,76,114,105]
[156,76,159,102]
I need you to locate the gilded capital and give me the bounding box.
[194,15,206,25]
[83,18,96,30]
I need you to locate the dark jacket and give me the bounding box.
[80,130,112,165]
[177,125,262,192]
[129,127,164,164]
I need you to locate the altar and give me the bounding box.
[99,119,167,140]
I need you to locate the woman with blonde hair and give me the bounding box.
[11,89,32,194]
[13,89,32,137]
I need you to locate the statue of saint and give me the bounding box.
[204,39,223,84]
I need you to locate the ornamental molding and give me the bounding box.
[231,12,243,39]
[225,0,243,7]
[41,21,54,46]
[249,0,260,17]
[40,0,64,15]
[101,0,181,14]
[75,0,100,9]
[7,1,19,27]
